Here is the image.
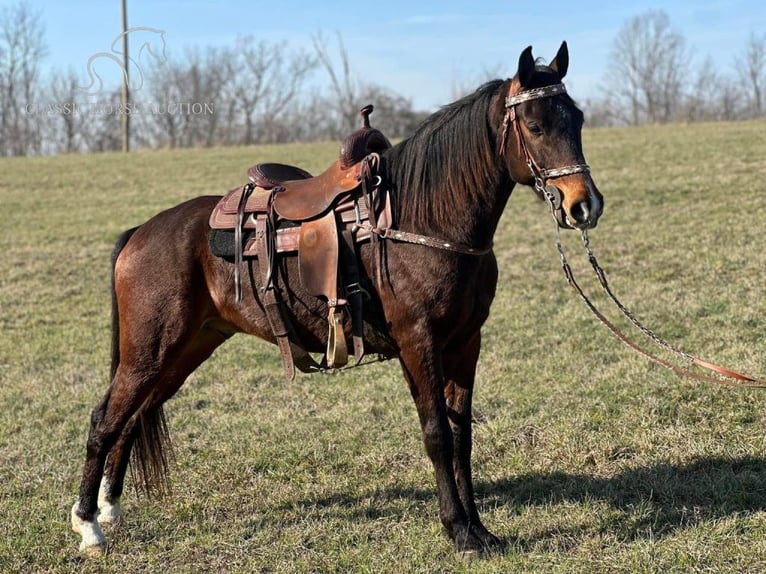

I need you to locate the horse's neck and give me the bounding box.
[388,147,513,250]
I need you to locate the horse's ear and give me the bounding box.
[517,46,535,88]
[550,41,569,80]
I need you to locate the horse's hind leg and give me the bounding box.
[96,327,229,529]
[70,371,152,555]
[94,421,137,527]
[72,325,228,554]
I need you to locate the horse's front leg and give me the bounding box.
[398,342,486,554]
[444,331,502,552]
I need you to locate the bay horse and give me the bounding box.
[71,42,603,556]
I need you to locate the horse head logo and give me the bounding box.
[78,27,167,95]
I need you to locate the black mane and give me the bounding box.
[383,79,507,238]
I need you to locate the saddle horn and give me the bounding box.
[339,104,391,169]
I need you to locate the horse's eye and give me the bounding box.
[527,123,543,136]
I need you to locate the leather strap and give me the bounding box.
[551,218,766,388]
[371,226,493,256]
[234,183,255,303]
[505,83,567,107]
[341,228,366,365]
[578,231,766,386]
[254,215,321,380]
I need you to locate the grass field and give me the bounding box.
[1,120,765,573]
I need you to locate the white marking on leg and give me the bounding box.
[97,478,124,526]
[71,501,107,555]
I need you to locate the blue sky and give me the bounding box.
[20,0,766,110]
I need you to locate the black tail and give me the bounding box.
[131,407,173,497]
[110,227,174,496]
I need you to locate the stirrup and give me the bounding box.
[326,307,348,368]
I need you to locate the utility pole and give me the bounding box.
[121,0,130,152]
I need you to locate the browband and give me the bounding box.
[505,83,567,108]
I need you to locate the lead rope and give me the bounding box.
[549,206,766,388]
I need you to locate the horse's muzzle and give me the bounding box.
[549,183,603,230]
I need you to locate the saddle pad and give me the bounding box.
[209,225,301,260]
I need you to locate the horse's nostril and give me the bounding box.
[570,200,591,224]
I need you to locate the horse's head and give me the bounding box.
[500,42,603,229]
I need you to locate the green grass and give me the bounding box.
[1,121,765,573]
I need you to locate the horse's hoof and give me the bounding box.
[71,502,108,556]
[478,531,504,554]
[453,524,504,558]
[97,502,124,528]
[80,541,107,557]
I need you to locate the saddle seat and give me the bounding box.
[208,104,392,381]
[208,159,376,242]
[246,162,312,189]
[271,159,368,221]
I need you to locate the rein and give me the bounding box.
[501,80,764,388]
[548,209,766,388]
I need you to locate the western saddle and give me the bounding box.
[209,105,392,380]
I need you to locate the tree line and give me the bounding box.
[1,4,764,156]
[583,11,765,127]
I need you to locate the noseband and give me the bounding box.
[499,81,590,222]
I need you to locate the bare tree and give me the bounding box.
[736,31,766,118]
[312,32,358,137]
[232,36,316,145]
[310,31,425,141]
[685,60,745,122]
[0,1,47,156]
[683,57,721,122]
[179,48,228,147]
[605,10,687,125]
[45,68,85,153]
[357,83,428,139]
[79,88,122,153]
[581,96,620,128]
[137,56,187,148]
[136,46,230,149]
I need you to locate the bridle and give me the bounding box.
[499,81,590,227]
[496,81,765,388]
[365,79,595,256]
